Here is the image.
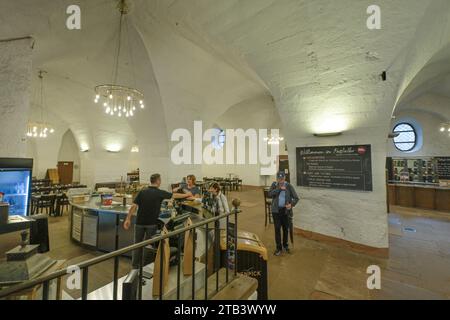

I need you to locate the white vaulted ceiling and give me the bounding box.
[0,0,270,164]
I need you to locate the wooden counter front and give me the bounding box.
[395,185,415,207]
[436,189,450,211]
[388,184,450,212]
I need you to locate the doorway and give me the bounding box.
[278,155,290,182]
[57,161,73,185]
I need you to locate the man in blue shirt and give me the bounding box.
[268,171,299,256]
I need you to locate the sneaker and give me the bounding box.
[284,247,291,254]
[274,250,282,256]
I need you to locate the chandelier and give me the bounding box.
[439,122,450,134]
[26,71,55,139]
[94,0,144,118]
[264,134,284,145]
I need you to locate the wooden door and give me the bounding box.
[57,161,73,185]
[278,155,290,182]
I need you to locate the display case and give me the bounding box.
[0,158,33,216]
[390,157,439,184]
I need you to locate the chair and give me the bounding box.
[237,179,243,191]
[34,194,56,216]
[263,188,273,227]
[55,194,70,216]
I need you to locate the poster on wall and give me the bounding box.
[436,157,450,180]
[296,145,373,191]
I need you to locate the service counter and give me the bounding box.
[69,196,214,256]
[388,182,450,212]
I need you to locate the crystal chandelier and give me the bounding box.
[26,71,55,139]
[439,122,450,134]
[94,0,144,118]
[264,134,284,145]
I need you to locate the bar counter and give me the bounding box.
[388,182,450,212]
[69,196,212,256]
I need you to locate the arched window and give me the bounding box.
[211,129,225,150]
[393,123,417,152]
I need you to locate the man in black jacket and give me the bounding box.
[268,171,299,256]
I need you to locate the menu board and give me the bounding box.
[437,157,450,180]
[296,145,373,191]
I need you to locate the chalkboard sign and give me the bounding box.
[296,145,373,191]
[437,157,450,180]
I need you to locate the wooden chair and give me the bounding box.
[263,188,273,227]
[55,194,69,216]
[35,194,56,216]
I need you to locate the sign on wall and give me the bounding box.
[296,145,373,191]
[436,157,450,180]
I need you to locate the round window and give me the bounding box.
[393,123,417,152]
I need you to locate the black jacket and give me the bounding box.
[268,182,299,214]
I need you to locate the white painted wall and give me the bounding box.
[0,38,33,158]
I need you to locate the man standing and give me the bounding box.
[268,171,299,256]
[124,173,184,269]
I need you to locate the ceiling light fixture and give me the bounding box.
[313,132,343,137]
[94,0,144,118]
[439,122,450,134]
[131,145,139,153]
[26,71,55,139]
[264,134,284,145]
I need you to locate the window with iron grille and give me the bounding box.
[393,123,417,152]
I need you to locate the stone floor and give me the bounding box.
[2,186,449,300]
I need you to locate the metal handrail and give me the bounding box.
[0,206,240,299]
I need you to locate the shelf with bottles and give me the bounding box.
[391,157,439,184]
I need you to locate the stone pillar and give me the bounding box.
[0,37,34,158]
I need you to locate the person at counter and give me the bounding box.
[172,174,201,200]
[209,182,230,229]
[269,171,299,256]
[123,173,185,269]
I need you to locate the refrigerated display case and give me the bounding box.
[0,158,33,216]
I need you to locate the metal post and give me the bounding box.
[226,215,229,283]
[42,280,50,300]
[138,246,144,300]
[191,228,196,300]
[234,211,238,276]
[204,223,209,300]
[113,215,120,300]
[81,268,89,300]
[215,219,220,292]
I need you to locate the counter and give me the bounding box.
[388,183,450,212]
[69,196,214,256]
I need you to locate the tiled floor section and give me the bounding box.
[2,187,448,300]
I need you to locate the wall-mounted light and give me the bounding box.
[313,132,343,138]
[439,122,450,134]
[106,143,122,153]
[80,143,90,153]
[131,145,139,153]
